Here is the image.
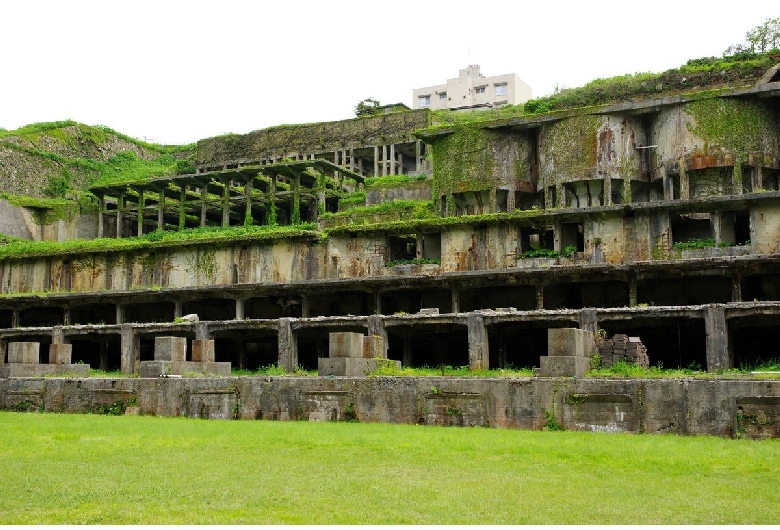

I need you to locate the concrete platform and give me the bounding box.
[0,363,90,378]
[318,357,400,377]
[538,356,592,377]
[139,361,231,378]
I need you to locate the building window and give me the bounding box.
[439,92,447,100]
[475,86,485,94]
[495,84,508,96]
[418,95,431,107]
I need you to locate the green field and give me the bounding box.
[0,412,778,524]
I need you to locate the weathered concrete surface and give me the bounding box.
[154,336,186,362]
[138,361,231,378]
[48,343,72,364]
[317,358,392,377]
[0,363,89,378]
[8,342,40,363]
[2,376,778,438]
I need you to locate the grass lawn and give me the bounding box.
[0,412,778,524]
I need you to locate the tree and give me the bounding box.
[354,98,381,118]
[724,17,780,56]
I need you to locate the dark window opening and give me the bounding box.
[671,214,713,245]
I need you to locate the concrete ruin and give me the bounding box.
[1,60,780,436]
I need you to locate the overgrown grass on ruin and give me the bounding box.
[587,359,780,379]
[0,412,777,524]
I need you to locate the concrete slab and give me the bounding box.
[547,328,594,357]
[154,336,187,362]
[191,339,215,363]
[49,344,73,365]
[538,356,592,377]
[329,332,364,358]
[8,342,40,364]
[139,360,231,378]
[0,363,89,378]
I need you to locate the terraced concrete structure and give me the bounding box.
[1,61,780,436]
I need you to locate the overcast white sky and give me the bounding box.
[1,1,777,145]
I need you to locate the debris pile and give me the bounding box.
[598,334,649,368]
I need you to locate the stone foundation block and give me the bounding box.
[191,339,215,363]
[318,357,400,377]
[49,344,73,365]
[154,336,187,362]
[0,363,89,378]
[362,335,384,359]
[8,342,40,364]
[329,332,364,358]
[139,360,231,378]
[548,328,594,357]
[538,356,592,377]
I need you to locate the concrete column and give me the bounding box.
[173,301,182,320]
[235,298,245,320]
[136,189,145,237]
[301,295,310,318]
[679,160,689,200]
[244,178,253,226]
[506,187,516,213]
[389,144,396,175]
[99,339,108,371]
[52,325,66,345]
[62,308,71,326]
[451,288,460,314]
[402,333,412,367]
[195,322,211,340]
[11,310,19,328]
[0,338,7,364]
[579,309,599,337]
[157,189,165,230]
[753,164,763,192]
[237,341,247,370]
[116,194,124,238]
[292,175,301,224]
[556,184,565,209]
[115,304,124,325]
[382,145,388,176]
[553,220,562,253]
[603,176,613,206]
[415,233,423,260]
[367,314,388,358]
[277,318,297,372]
[120,324,139,374]
[415,140,423,174]
[200,187,208,227]
[221,180,230,227]
[467,313,489,371]
[97,194,104,238]
[179,185,187,230]
[629,275,638,307]
[373,292,382,315]
[373,146,379,177]
[704,305,730,371]
[535,285,544,310]
[732,269,743,303]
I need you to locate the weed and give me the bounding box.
[344,401,358,422]
[543,408,562,431]
[92,400,126,416]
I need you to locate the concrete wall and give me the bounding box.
[2,376,777,438]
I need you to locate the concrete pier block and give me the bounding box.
[363,335,384,359]
[154,336,186,362]
[539,356,592,377]
[191,339,215,363]
[548,328,594,357]
[329,332,364,358]
[8,342,40,364]
[49,344,73,365]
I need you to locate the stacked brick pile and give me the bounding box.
[598,334,649,368]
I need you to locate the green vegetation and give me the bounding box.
[320,199,436,224]
[231,365,317,377]
[364,174,430,188]
[368,362,533,378]
[385,258,440,267]
[586,358,780,379]
[0,413,777,524]
[0,223,319,261]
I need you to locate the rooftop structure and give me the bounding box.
[412,65,532,111]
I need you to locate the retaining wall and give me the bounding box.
[2,376,778,439]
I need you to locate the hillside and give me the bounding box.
[0,121,195,201]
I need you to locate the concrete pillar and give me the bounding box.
[235,298,245,320]
[556,184,565,210]
[237,340,247,370]
[553,220,562,253]
[301,295,310,318]
[628,276,638,308]
[603,176,613,206]
[136,189,145,237]
[451,288,460,314]
[753,164,763,192]
[0,338,7,363]
[467,313,489,371]
[415,140,423,174]
[51,325,66,345]
[157,189,165,230]
[99,339,108,371]
[373,146,379,177]
[97,194,104,238]
[389,144,396,175]
[62,308,71,326]
[679,160,689,200]
[535,285,544,310]
[195,322,211,340]
[506,187,516,213]
[244,179,253,226]
[402,333,412,367]
[489,187,497,214]
[415,233,423,260]
[373,292,382,315]
[200,187,208,227]
[120,324,139,374]
[173,301,182,320]
[704,305,730,371]
[179,186,187,230]
[277,318,297,372]
[116,194,124,238]
[732,269,743,303]
[382,145,388,176]
[221,180,230,227]
[579,309,598,336]
[11,310,19,328]
[367,314,388,358]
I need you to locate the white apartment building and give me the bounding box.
[412,65,532,111]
